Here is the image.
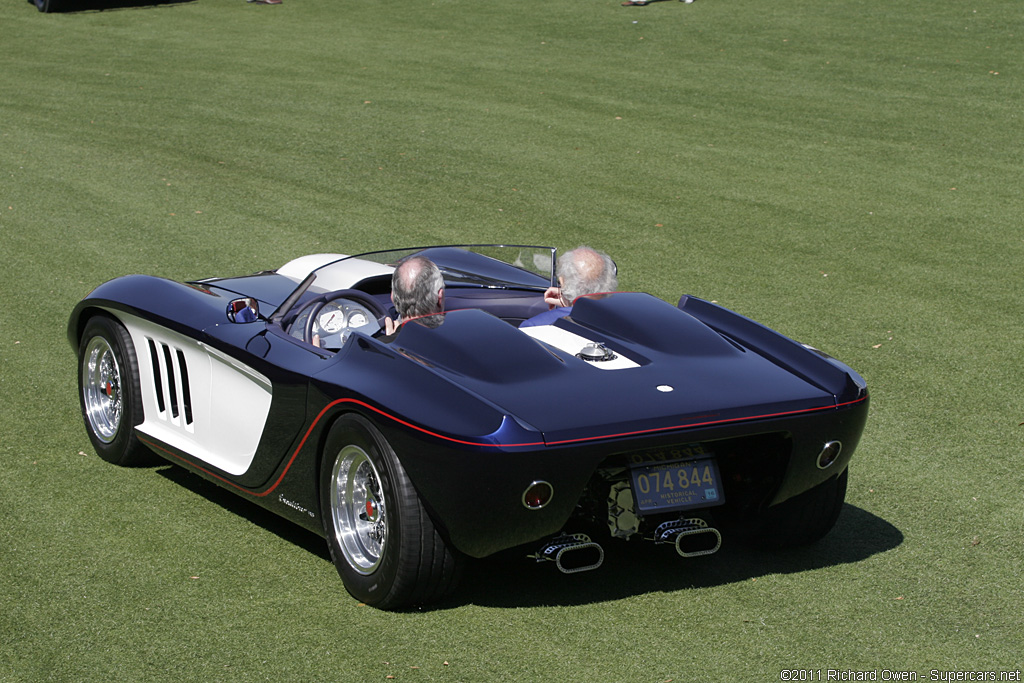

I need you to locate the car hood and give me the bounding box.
[386,294,846,445]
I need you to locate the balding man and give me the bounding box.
[384,256,446,335]
[519,246,617,328]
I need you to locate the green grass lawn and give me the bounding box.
[2,0,1022,680]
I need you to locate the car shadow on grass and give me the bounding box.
[450,504,903,609]
[153,466,901,609]
[155,465,331,562]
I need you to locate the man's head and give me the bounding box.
[556,246,618,304]
[391,256,445,320]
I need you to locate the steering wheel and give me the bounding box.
[301,290,388,346]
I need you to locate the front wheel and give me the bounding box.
[320,414,463,609]
[78,315,151,466]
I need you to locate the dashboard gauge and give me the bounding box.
[319,304,347,334]
[289,307,312,341]
[288,297,383,347]
[348,310,370,328]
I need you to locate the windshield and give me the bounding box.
[350,245,554,288]
[272,244,555,321]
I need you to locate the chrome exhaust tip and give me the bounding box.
[529,533,605,574]
[652,518,722,557]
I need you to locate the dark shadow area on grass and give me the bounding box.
[155,465,331,562]
[149,465,901,610]
[34,0,195,13]
[448,504,903,610]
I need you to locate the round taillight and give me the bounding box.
[817,441,842,469]
[522,481,554,509]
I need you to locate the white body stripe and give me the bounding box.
[521,325,640,370]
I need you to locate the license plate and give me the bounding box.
[630,458,724,513]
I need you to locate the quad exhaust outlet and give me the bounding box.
[531,517,722,574]
[650,518,722,557]
[529,533,605,574]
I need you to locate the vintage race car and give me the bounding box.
[69,245,868,608]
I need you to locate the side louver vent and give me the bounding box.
[146,338,194,428]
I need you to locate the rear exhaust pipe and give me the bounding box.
[529,533,605,574]
[651,518,722,558]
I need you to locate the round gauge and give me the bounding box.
[348,311,369,328]
[318,304,347,334]
[290,307,312,340]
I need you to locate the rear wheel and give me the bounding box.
[78,316,151,466]
[35,0,64,12]
[320,414,463,609]
[738,469,848,549]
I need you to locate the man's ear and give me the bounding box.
[438,289,445,309]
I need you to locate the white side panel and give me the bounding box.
[521,325,640,370]
[115,311,273,476]
[277,253,395,292]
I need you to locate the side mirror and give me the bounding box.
[227,297,259,323]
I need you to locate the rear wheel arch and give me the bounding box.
[318,412,463,608]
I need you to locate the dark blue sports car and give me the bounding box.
[69,245,868,608]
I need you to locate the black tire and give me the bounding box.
[35,0,63,12]
[320,414,463,609]
[740,468,848,549]
[78,316,151,466]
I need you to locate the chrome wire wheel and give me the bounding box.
[330,445,387,574]
[320,415,464,608]
[82,336,123,444]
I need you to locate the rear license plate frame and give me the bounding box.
[629,457,724,513]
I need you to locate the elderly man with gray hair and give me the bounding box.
[519,246,617,328]
[384,256,446,335]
